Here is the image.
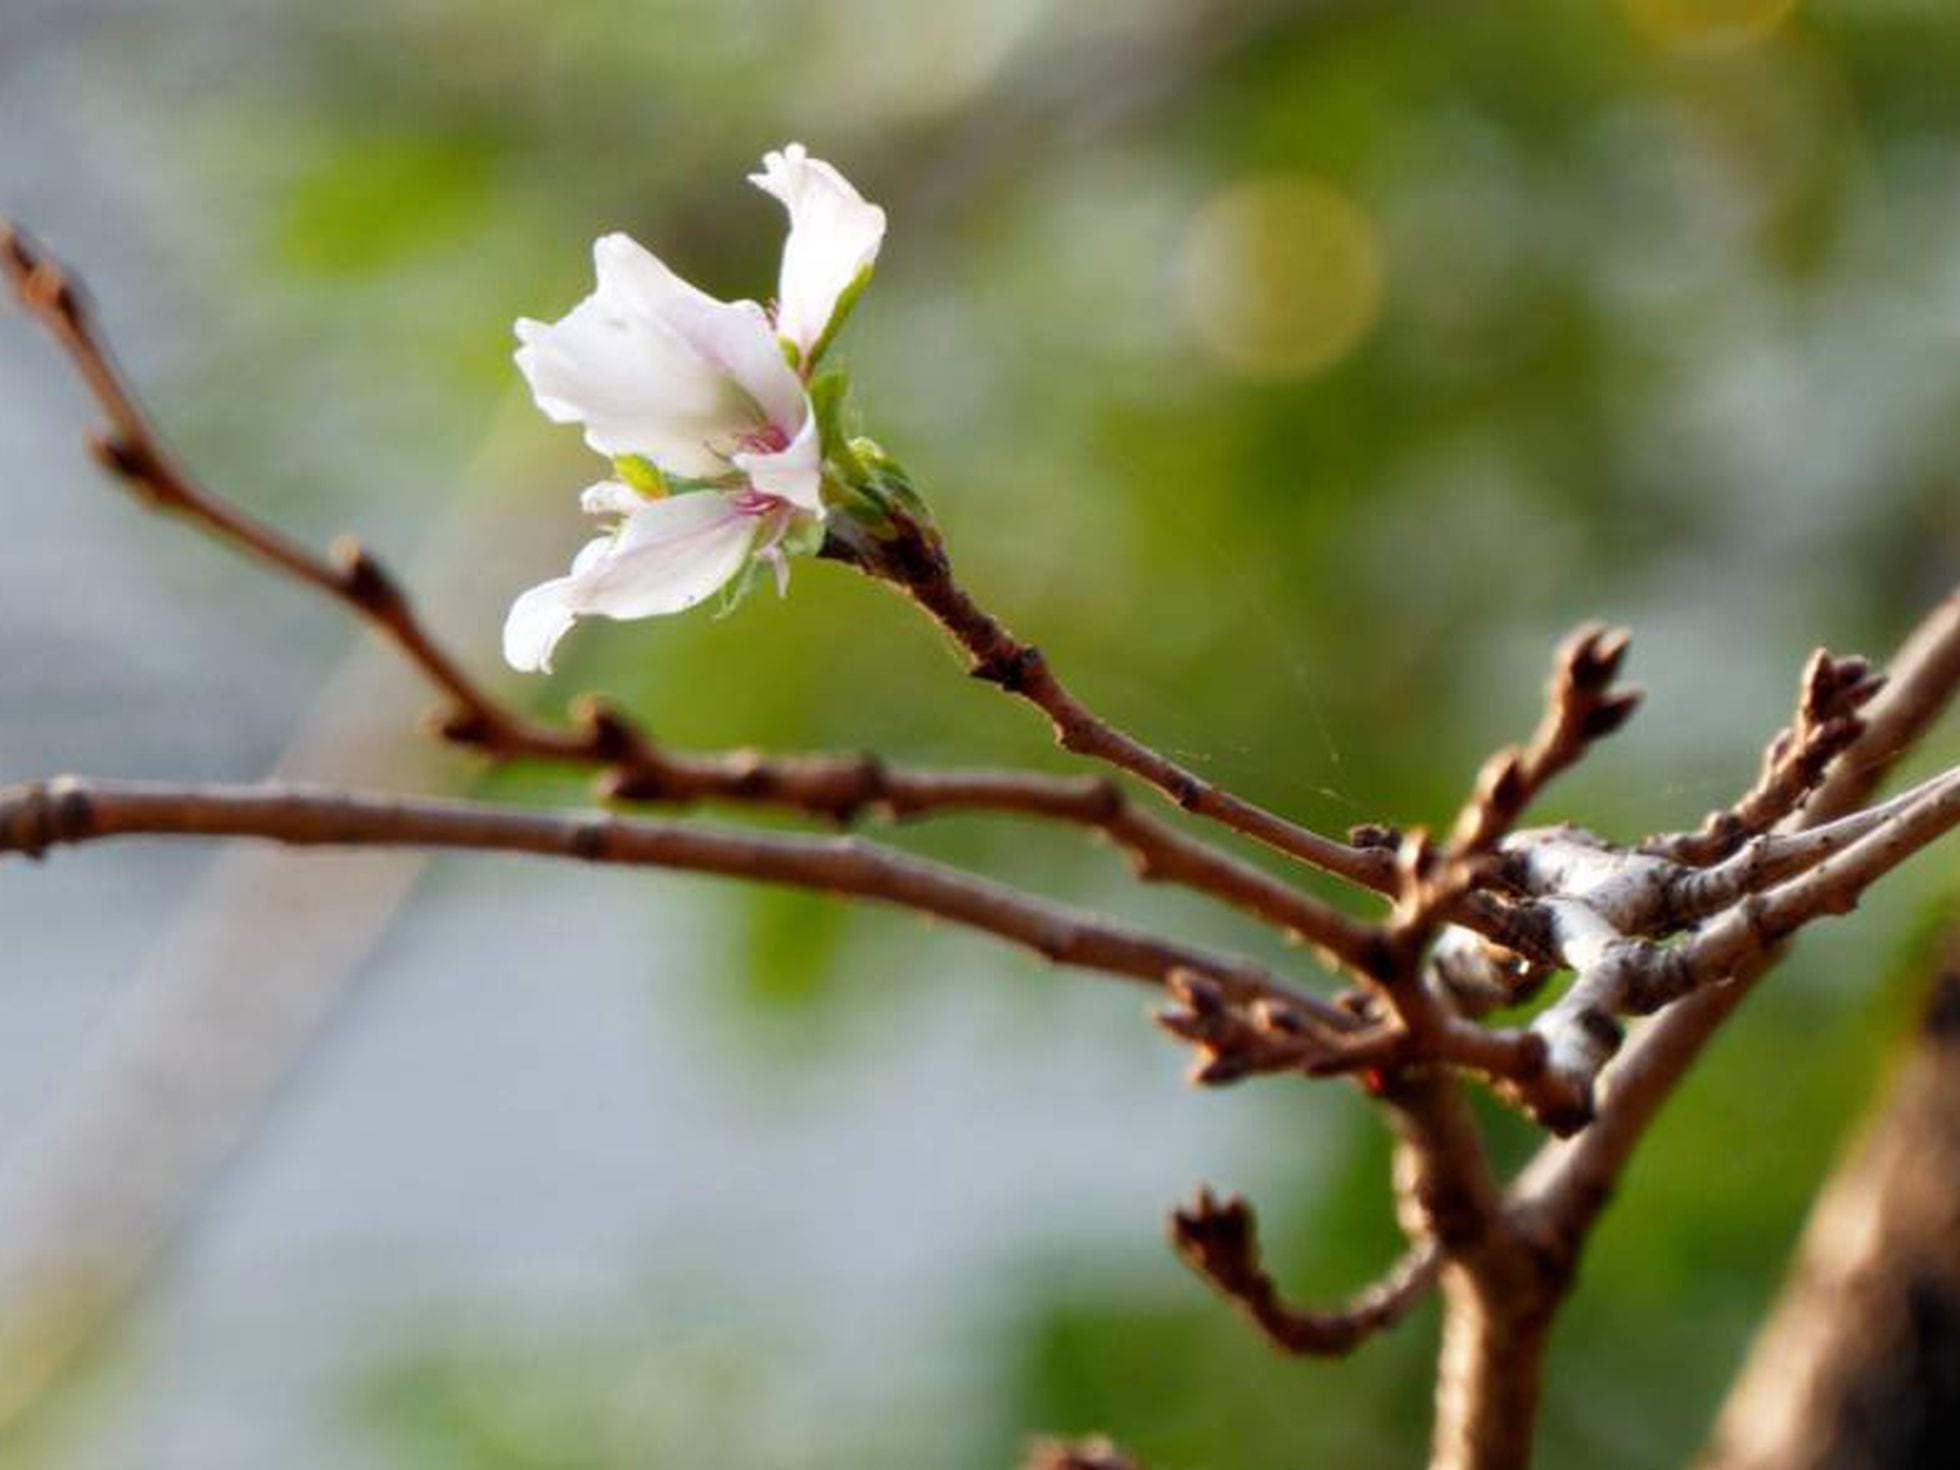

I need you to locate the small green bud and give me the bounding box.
[823,436,933,544]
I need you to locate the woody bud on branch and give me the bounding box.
[4,147,1959,1470]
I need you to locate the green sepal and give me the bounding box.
[802,263,875,371]
[805,367,930,536]
[823,436,933,544]
[855,440,932,521]
[809,369,867,484]
[612,454,669,498]
[777,514,827,560]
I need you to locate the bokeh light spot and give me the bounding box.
[1179,176,1384,380]
[1622,0,1801,52]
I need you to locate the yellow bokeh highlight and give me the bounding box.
[1179,176,1384,380]
[1622,0,1800,51]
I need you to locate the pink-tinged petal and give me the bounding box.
[589,233,807,438]
[730,408,824,514]
[513,234,805,475]
[585,492,762,618]
[749,144,886,360]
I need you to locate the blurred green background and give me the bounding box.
[3,0,1959,1466]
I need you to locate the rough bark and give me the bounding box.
[1698,939,1960,1470]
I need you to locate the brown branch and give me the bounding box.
[1517,579,1960,1251]
[1428,1256,1561,1470]
[619,753,1385,973]
[1447,623,1641,859]
[0,776,1352,1025]
[1300,628,1640,1132]
[840,512,1393,891]
[1645,650,1884,866]
[1150,918,1550,1105]
[1153,970,1349,1085]
[1807,585,1960,821]
[1305,1014,1554,1111]
[1170,1187,1438,1356]
[0,222,548,756]
[1356,630,1637,1089]
[1658,786,1920,925]
[0,219,1389,976]
[1144,630,1607,1454]
[1383,1073,1508,1259]
[1383,1071,1549,1470]
[1520,764,1960,1130]
[1679,765,1960,982]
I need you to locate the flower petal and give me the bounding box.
[502,492,768,671]
[584,492,762,618]
[731,408,824,514]
[579,480,646,519]
[513,233,806,475]
[514,307,732,479]
[750,144,887,361]
[502,535,614,673]
[591,234,807,435]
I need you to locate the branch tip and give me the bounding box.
[327,536,405,614]
[1169,1185,1438,1356]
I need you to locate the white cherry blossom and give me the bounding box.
[749,143,887,364]
[504,146,884,672]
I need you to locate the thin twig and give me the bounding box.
[1645,651,1884,866]
[0,776,1348,1025]
[1302,629,1641,1123]
[1516,582,1960,1248]
[1807,587,1960,822]
[1154,970,1351,1085]
[615,752,1386,971]
[1515,765,1960,1128]
[1447,623,1641,859]
[840,512,1393,891]
[1170,1187,1438,1356]
[0,219,1384,973]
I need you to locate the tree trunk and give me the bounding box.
[1698,943,1960,1470]
[1430,1263,1556,1470]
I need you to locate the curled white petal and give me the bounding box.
[501,494,764,672]
[750,143,887,360]
[579,480,646,519]
[730,410,824,515]
[514,233,807,476]
[503,535,613,673]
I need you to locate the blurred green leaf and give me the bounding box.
[278,133,496,275]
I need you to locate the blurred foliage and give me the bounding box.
[21,0,1960,1464]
